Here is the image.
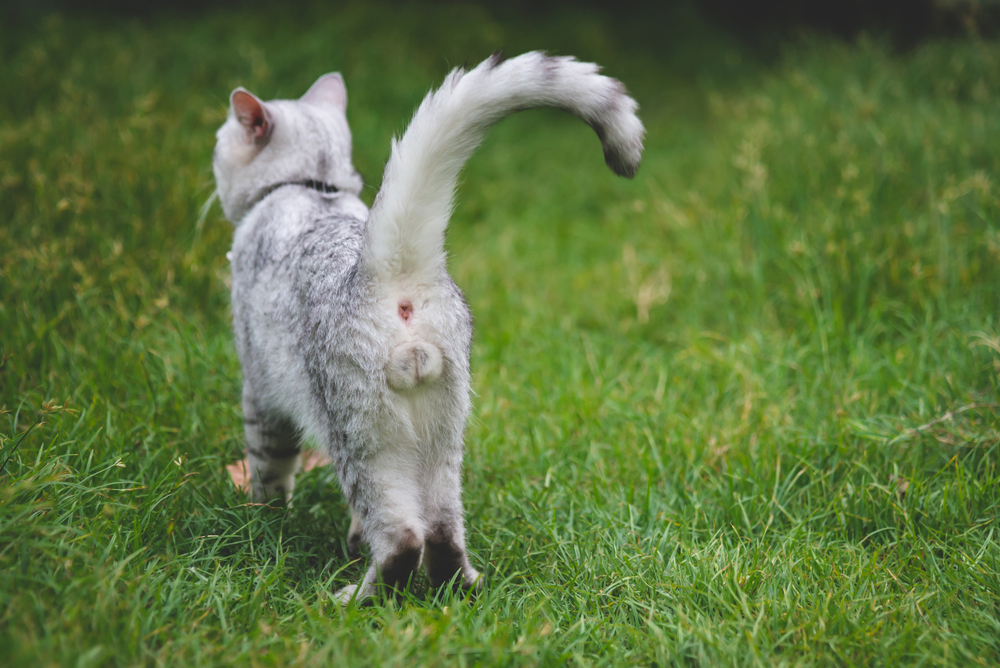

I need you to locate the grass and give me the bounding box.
[1,2,999,665]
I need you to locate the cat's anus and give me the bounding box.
[212,51,644,604]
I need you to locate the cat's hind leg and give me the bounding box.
[243,394,302,503]
[335,457,426,605]
[421,457,481,592]
[337,519,424,605]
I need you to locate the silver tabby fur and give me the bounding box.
[212,51,644,604]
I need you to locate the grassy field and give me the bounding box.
[2,2,999,665]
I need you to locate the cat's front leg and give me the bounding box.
[243,393,302,503]
[347,511,363,558]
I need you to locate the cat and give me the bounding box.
[212,51,644,604]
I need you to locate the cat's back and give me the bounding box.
[231,188,369,290]
[229,187,371,369]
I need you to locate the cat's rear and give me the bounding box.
[213,51,643,605]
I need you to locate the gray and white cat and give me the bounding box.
[212,51,644,604]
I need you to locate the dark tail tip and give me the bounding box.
[605,148,642,178]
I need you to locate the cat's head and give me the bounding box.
[213,73,364,223]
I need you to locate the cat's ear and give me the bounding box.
[230,88,273,144]
[301,72,347,112]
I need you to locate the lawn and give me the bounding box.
[1,2,998,666]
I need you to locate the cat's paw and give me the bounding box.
[386,340,443,390]
[249,472,297,505]
[464,566,483,592]
[334,583,373,606]
[334,584,358,606]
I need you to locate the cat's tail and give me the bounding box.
[362,51,644,283]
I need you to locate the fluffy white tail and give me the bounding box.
[362,51,645,283]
